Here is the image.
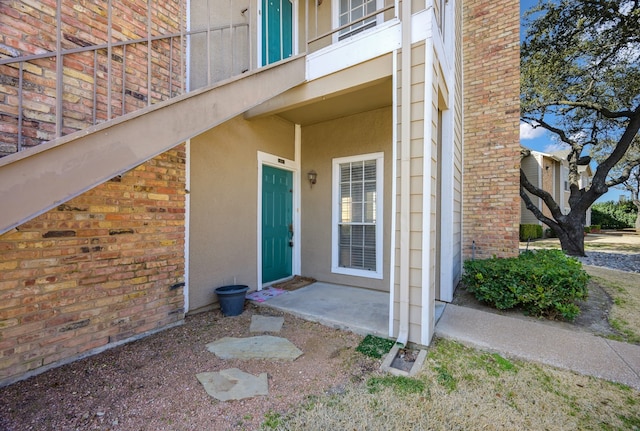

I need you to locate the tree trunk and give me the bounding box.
[635,203,640,232]
[556,223,586,256]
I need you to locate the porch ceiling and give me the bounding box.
[245,53,393,126]
[275,78,392,126]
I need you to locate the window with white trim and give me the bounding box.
[332,153,383,279]
[337,0,381,40]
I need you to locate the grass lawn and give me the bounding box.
[266,339,640,430]
[524,232,640,254]
[262,234,640,430]
[586,266,640,344]
[525,232,640,344]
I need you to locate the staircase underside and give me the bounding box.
[0,56,306,235]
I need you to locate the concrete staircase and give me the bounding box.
[0,56,306,235]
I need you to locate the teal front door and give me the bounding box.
[261,0,293,66]
[262,165,293,283]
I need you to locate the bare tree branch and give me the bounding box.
[519,185,559,230]
[606,157,640,187]
[544,101,635,119]
[521,116,574,146]
[592,109,640,192]
[520,169,565,222]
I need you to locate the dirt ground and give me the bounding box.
[0,305,378,431]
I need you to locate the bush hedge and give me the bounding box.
[462,250,589,320]
[519,224,543,241]
[591,201,637,229]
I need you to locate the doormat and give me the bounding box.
[272,275,316,291]
[246,287,286,303]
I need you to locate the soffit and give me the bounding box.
[275,77,392,126]
[245,53,393,126]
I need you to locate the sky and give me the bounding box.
[519,0,628,203]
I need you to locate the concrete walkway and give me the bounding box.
[256,283,640,391]
[435,304,640,391]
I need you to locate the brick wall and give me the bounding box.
[0,147,186,386]
[462,0,521,259]
[0,0,185,156]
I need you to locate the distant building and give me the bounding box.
[521,147,593,228]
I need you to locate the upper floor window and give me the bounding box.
[337,0,382,40]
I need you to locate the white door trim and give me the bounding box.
[257,151,300,289]
[257,0,299,67]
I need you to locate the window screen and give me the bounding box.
[338,159,378,271]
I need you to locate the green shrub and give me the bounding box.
[584,226,591,233]
[462,250,589,320]
[591,201,637,229]
[544,227,557,238]
[519,224,543,241]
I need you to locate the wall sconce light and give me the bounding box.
[307,170,317,188]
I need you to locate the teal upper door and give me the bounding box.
[262,165,293,283]
[262,0,293,66]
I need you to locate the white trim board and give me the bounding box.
[256,151,300,289]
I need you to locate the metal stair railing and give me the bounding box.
[0,0,251,157]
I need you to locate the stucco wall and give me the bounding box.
[189,0,252,90]
[300,107,392,292]
[189,114,296,311]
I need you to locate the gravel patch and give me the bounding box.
[576,251,640,273]
[0,304,377,431]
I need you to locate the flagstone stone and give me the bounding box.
[196,368,268,401]
[206,336,303,361]
[250,315,284,333]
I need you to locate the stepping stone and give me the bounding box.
[250,315,284,333]
[206,336,303,361]
[196,368,268,401]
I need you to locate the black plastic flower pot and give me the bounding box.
[215,285,249,316]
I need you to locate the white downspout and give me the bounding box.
[396,0,413,347]
[421,37,434,344]
[388,50,398,338]
[388,0,401,341]
[184,139,191,313]
[294,124,302,276]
